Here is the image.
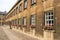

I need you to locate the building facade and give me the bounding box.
[5,0,60,40]
[0,11,6,26]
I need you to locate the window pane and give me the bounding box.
[23,17,26,25]
[19,19,21,25]
[24,0,27,9]
[51,16,53,19]
[49,20,51,24]
[31,0,36,5]
[31,15,36,25]
[34,0,36,3]
[20,4,22,12]
[16,7,18,14]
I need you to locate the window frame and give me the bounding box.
[24,0,27,9]
[16,7,18,14]
[31,0,36,6]
[19,3,22,12]
[23,17,27,26]
[18,18,21,25]
[44,10,54,26]
[30,15,36,26]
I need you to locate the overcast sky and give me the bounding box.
[0,0,17,12]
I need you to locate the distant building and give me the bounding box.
[0,11,7,25]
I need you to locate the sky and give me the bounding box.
[0,0,17,12]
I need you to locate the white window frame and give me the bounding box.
[45,11,54,26]
[23,17,27,25]
[24,0,27,9]
[31,0,36,4]
[31,15,36,26]
[19,19,21,25]
[16,19,18,25]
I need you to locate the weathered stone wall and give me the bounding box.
[54,0,60,40]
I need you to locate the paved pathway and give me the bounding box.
[2,27,20,40]
[9,29,39,40]
[2,26,39,40]
[0,27,9,40]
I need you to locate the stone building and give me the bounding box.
[0,11,6,25]
[5,0,60,40]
